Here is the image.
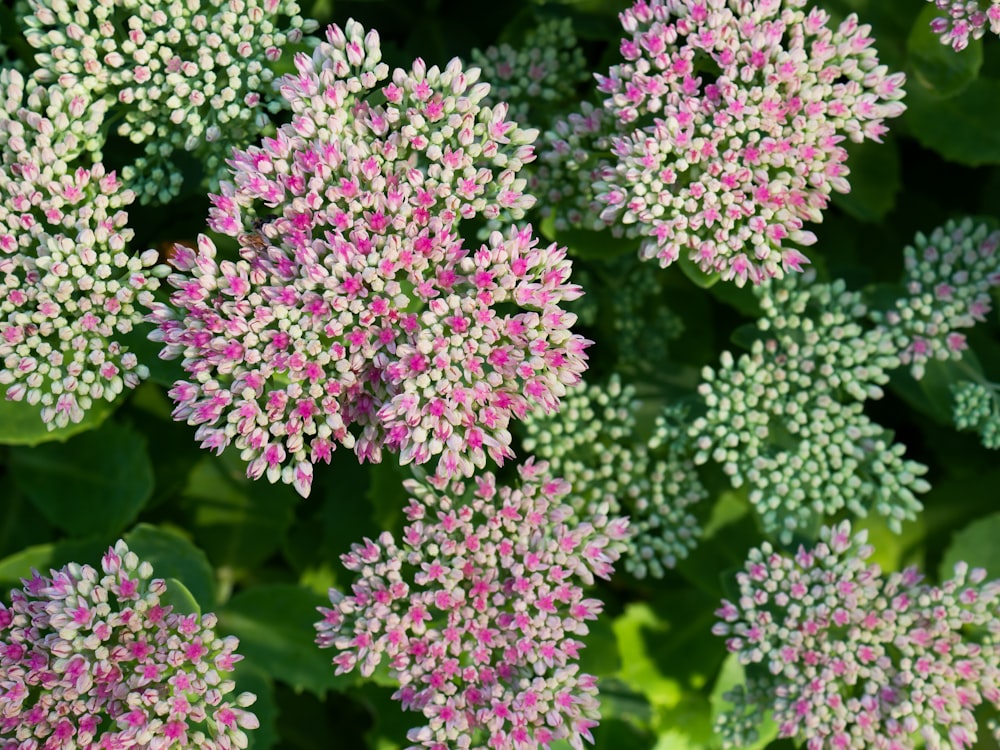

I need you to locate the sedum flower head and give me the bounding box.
[315,459,629,750]
[927,0,1000,51]
[869,217,1000,381]
[548,0,906,285]
[522,375,705,579]
[0,68,160,427]
[533,102,610,233]
[0,540,258,750]
[691,270,927,542]
[147,20,589,497]
[713,521,1000,750]
[22,0,318,203]
[471,17,589,124]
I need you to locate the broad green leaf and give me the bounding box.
[578,612,621,676]
[939,512,1000,580]
[906,4,983,98]
[234,666,278,750]
[218,584,355,697]
[612,603,682,708]
[125,523,216,610]
[0,538,108,588]
[593,718,655,750]
[161,577,200,616]
[831,137,901,223]
[10,420,154,537]
[555,224,640,262]
[274,681,374,750]
[652,692,713,750]
[0,477,54,559]
[366,460,410,536]
[648,588,726,689]
[182,452,297,574]
[906,77,1000,166]
[0,396,116,447]
[678,254,720,289]
[852,513,926,574]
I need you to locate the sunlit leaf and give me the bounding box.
[125,523,216,610]
[0,396,116,447]
[0,538,108,589]
[939,512,1000,580]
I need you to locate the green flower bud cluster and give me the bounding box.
[869,217,1000,381]
[951,379,1000,449]
[471,17,588,125]
[609,258,684,378]
[522,375,706,578]
[692,270,928,543]
[22,0,318,203]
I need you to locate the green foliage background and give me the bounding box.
[2,0,1000,748]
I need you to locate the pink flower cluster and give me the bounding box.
[0,541,258,750]
[0,69,160,427]
[147,20,589,497]
[583,0,906,285]
[928,0,1000,51]
[713,521,1000,750]
[316,460,630,749]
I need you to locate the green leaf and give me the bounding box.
[161,577,201,616]
[678,254,720,289]
[593,718,655,750]
[905,77,1000,166]
[831,137,901,223]
[906,4,983,98]
[9,420,154,537]
[182,452,297,574]
[889,353,984,426]
[234,666,278,750]
[218,584,355,697]
[578,611,621,676]
[0,538,109,589]
[555,224,640,262]
[648,588,726,689]
[0,396,116,447]
[124,523,216,610]
[939,512,1000,581]
[612,603,682,709]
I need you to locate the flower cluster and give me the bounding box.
[713,521,1000,750]
[315,460,629,750]
[22,0,318,203]
[0,540,258,750]
[0,69,160,428]
[542,0,906,285]
[869,217,1000,380]
[691,270,928,541]
[471,17,588,124]
[522,375,705,578]
[148,20,589,497]
[533,102,610,233]
[927,0,1000,51]
[951,379,1000,449]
